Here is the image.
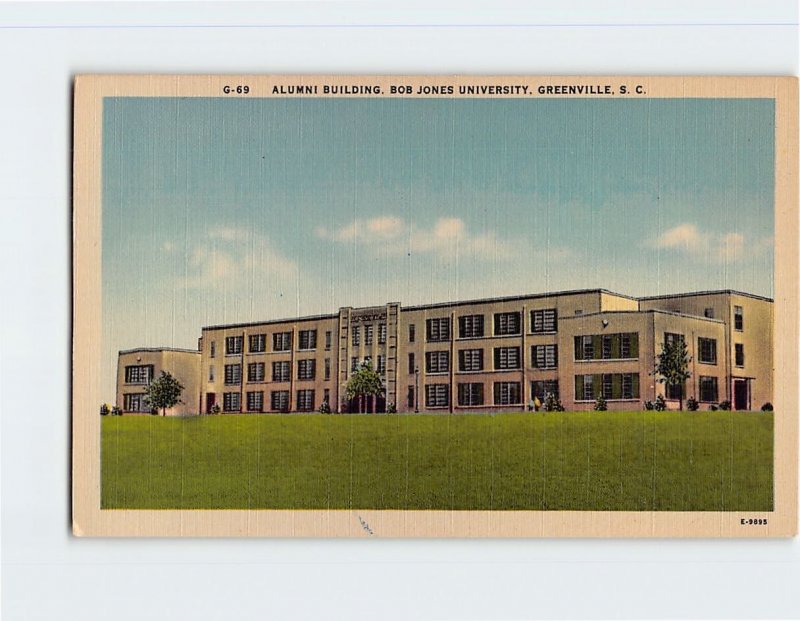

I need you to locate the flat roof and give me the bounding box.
[404,288,637,312]
[638,289,773,303]
[203,312,338,332]
[119,347,200,355]
[560,309,725,324]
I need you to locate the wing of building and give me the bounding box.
[116,289,773,414]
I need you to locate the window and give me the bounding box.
[364,325,374,346]
[273,332,291,352]
[457,383,484,406]
[247,362,265,383]
[602,335,613,359]
[531,380,559,400]
[296,390,315,411]
[249,334,266,353]
[351,357,359,373]
[324,358,331,380]
[621,374,635,400]
[271,390,289,412]
[325,330,332,350]
[458,349,484,372]
[532,344,558,369]
[378,323,387,344]
[734,306,744,331]
[323,388,330,407]
[351,326,360,347]
[208,365,215,382]
[299,329,317,350]
[223,392,241,412]
[602,374,613,399]
[494,312,521,336]
[123,393,148,412]
[458,314,484,339]
[665,381,683,400]
[408,352,416,374]
[582,375,595,400]
[698,338,717,364]
[407,386,415,408]
[426,351,450,374]
[699,376,719,402]
[408,323,415,343]
[210,341,216,358]
[425,384,449,408]
[735,343,745,367]
[575,335,594,361]
[426,317,451,342]
[272,361,290,382]
[664,332,684,347]
[297,359,316,380]
[377,355,385,374]
[246,391,264,412]
[531,308,558,333]
[494,347,521,370]
[226,336,243,355]
[224,364,242,385]
[124,364,153,384]
[493,382,521,405]
[704,307,715,319]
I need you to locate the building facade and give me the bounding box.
[116,348,202,415]
[185,289,772,415]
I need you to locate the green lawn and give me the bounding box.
[101,410,773,511]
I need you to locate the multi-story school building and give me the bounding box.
[117,289,773,415]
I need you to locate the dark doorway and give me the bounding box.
[347,395,386,413]
[733,380,749,411]
[206,393,216,413]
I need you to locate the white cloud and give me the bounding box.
[314,215,553,262]
[184,226,297,290]
[653,223,769,264]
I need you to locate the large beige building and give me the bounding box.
[173,288,771,415]
[116,347,201,415]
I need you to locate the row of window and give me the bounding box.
[417,379,563,408]
[221,389,327,412]
[350,324,387,346]
[350,355,386,374]
[124,364,154,384]
[574,333,638,361]
[214,330,332,356]
[407,345,559,374]
[417,309,558,343]
[216,359,332,384]
[574,373,640,401]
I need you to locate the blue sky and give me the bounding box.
[101,96,774,399]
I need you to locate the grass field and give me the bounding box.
[101,410,773,511]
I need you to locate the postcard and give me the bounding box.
[72,75,798,536]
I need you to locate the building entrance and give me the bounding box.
[733,379,750,411]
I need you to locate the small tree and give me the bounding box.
[686,396,699,411]
[345,360,385,414]
[655,338,691,411]
[144,371,184,417]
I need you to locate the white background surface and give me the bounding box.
[1,2,799,619]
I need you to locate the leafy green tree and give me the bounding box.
[656,337,691,411]
[345,360,385,414]
[144,371,184,416]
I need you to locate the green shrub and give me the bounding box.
[718,400,731,411]
[643,400,654,411]
[761,402,774,412]
[210,404,221,415]
[543,392,565,412]
[594,394,608,411]
[100,403,110,416]
[319,400,332,414]
[654,395,667,411]
[111,406,122,416]
[686,396,699,411]
[386,402,397,414]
